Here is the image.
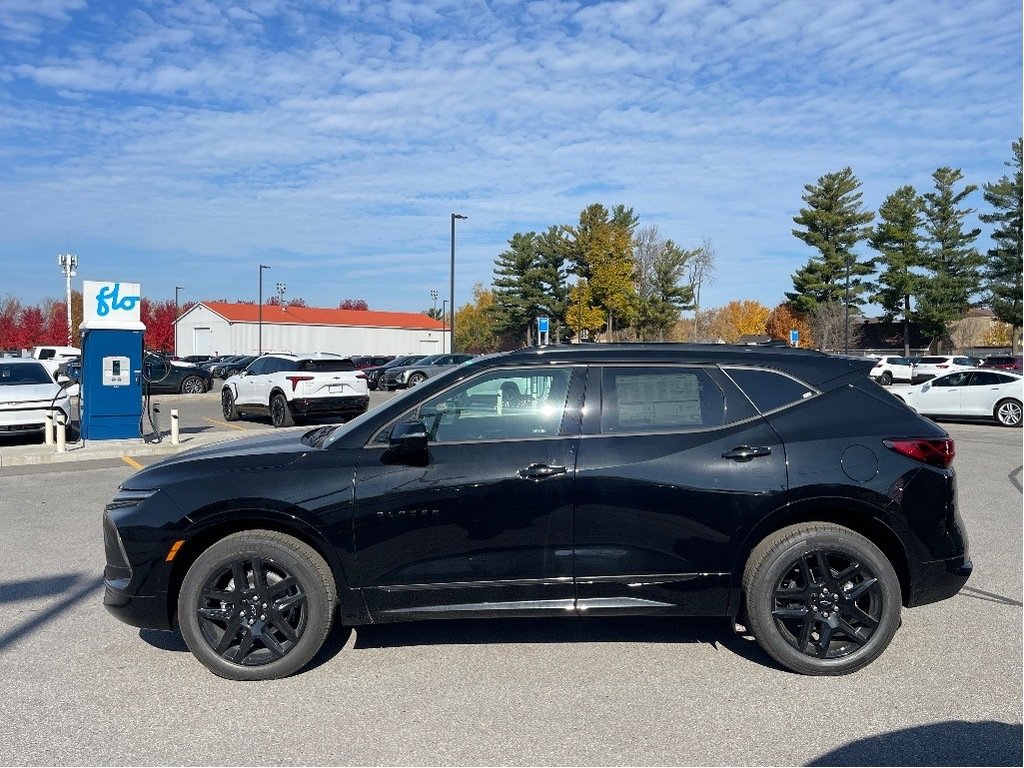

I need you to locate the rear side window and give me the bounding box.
[601,367,725,433]
[918,357,947,364]
[726,368,815,413]
[299,359,356,372]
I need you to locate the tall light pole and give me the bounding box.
[276,282,287,311]
[258,264,270,354]
[174,286,183,358]
[57,253,77,347]
[450,213,467,354]
[441,300,449,354]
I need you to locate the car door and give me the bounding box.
[235,357,270,406]
[572,365,787,616]
[919,371,971,415]
[961,370,1009,415]
[352,365,584,620]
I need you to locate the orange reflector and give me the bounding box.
[166,540,185,561]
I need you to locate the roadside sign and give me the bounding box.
[790,329,799,346]
[538,316,549,333]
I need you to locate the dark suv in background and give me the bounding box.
[364,354,425,390]
[103,344,971,680]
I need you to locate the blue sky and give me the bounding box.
[1,0,1020,317]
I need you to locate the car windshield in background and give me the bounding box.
[0,363,52,385]
[299,359,357,372]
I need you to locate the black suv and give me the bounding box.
[103,345,971,680]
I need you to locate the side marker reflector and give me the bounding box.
[166,540,185,561]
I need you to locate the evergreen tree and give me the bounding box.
[533,225,571,343]
[491,232,546,345]
[868,185,925,356]
[979,138,1023,353]
[634,227,695,340]
[917,167,983,345]
[787,168,875,321]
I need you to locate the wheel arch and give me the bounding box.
[165,508,364,629]
[731,500,913,612]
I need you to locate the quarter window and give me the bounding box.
[601,367,724,433]
[726,368,815,413]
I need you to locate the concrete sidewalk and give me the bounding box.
[0,429,244,467]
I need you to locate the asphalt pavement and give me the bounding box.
[0,408,1020,765]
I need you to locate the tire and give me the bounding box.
[879,371,892,386]
[221,389,239,421]
[180,376,205,395]
[177,530,337,681]
[742,523,901,676]
[270,392,295,427]
[994,398,1022,427]
[407,372,426,387]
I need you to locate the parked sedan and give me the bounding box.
[381,353,475,389]
[104,344,971,680]
[980,355,1023,372]
[142,355,212,395]
[364,354,425,390]
[890,369,1023,426]
[213,356,256,379]
[0,359,72,438]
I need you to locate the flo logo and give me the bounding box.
[95,283,141,317]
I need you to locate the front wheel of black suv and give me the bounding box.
[743,523,901,675]
[177,530,337,681]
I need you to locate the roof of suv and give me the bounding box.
[475,344,873,389]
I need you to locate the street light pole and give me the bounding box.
[174,286,183,358]
[441,300,449,354]
[258,264,270,355]
[450,213,466,354]
[844,257,851,355]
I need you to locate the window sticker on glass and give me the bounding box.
[614,372,703,429]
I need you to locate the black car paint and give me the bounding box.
[104,345,971,635]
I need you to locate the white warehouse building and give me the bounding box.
[174,302,447,357]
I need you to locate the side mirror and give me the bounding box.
[388,419,428,457]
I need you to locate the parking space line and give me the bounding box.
[202,417,248,431]
[121,456,144,470]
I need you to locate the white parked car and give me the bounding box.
[889,369,1023,427]
[0,359,73,438]
[911,355,980,383]
[869,356,914,385]
[221,353,369,428]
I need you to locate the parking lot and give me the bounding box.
[0,394,1021,765]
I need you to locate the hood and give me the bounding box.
[0,383,66,406]
[121,429,312,490]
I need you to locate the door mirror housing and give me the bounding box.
[388,419,428,457]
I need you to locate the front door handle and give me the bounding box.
[518,463,568,480]
[722,445,772,462]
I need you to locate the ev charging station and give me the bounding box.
[80,280,145,440]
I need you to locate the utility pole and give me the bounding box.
[174,286,183,357]
[258,264,270,355]
[276,282,287,311]
[57,253,77,346]
[450,213,466,353]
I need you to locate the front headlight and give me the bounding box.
[106,488,158,510]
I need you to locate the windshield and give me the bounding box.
[0,362,54,385]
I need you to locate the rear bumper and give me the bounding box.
[291,395,369,417]
[907,556,973,607]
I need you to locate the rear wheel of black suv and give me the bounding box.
[743,523,901,675]
[178,530,337,681]
[270,392,295,427]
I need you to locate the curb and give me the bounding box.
[0,431,245,467]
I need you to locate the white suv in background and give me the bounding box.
[911,355,980,384]
[221,353,369,427]
[869,356,915,385]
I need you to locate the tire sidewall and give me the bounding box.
[221,389,238,420]
[746,527,901,675]
[178,533,333,681]
[995,399,1022,427]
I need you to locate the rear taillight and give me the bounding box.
[285,375,315,391]
[884,438,955,468]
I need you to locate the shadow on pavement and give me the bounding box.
[0,573,103,652]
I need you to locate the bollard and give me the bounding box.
[44,411,54,445]
[56,413,67,453]
[170,409,179,445]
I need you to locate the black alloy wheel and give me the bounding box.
[180,375,205,394]
[178,531,336,681]
[994,398,1022,427]
[879,371,893,386]
[221,388,239,421]
[743,523,901,675]
[270,392,294,427]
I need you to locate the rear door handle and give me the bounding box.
[518,463,568,480]
[722,445,772,462]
